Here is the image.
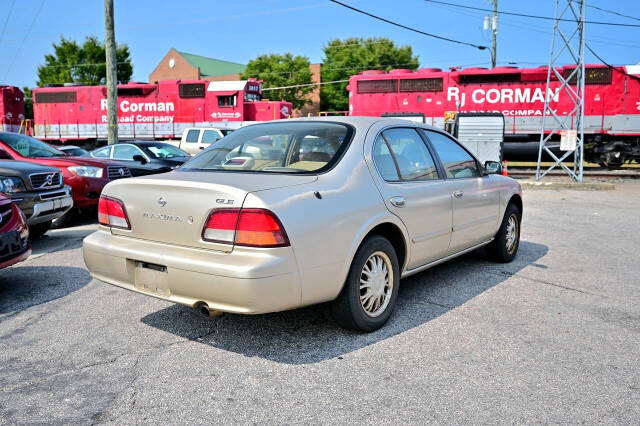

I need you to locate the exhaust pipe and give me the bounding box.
[197,303,223,318]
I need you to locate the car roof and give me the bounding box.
[115,141,171,146]
[254,116,443,132]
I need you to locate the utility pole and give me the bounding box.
[484,1,498,68]
[491,0,497,68]
[104,0,118,145]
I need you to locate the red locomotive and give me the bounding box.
[0,85,25,133]
[32,79,292,143]
[348,65,640,167]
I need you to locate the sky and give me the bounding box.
[1,0,639,89]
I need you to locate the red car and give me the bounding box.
[0,132,131,210]
[0,193,30,269]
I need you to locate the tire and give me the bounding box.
[29,220,52,240]
[331,236,400,332]
[486,203,521,263]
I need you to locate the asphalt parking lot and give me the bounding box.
[1,181,639,424]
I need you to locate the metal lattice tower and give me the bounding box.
[536,0,586,182]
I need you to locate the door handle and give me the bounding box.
[453,190,464,198]
[199,146,205,150]
[390,196,406,208]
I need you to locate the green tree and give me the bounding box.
[320,37,419,111]
[36,36,133,87]
[240,53,313,111]
[22,87,33,119]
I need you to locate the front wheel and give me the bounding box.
[331,236,400,332]
[486,203,521,263]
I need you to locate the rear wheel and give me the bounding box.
[29,220,52,240]
[331,236,399,332]
[486,203,521,263]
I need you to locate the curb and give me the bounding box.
[519,181,615,191]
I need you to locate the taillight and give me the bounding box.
[98,195,130,229]
[202,208,289,247]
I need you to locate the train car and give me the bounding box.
[347,65,640,167]
[0,86,25,133]
[32,79,292,143]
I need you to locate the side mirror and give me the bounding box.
[484,160,502,175]
[132,154,147,164]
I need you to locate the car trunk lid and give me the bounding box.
[106,170,316,252]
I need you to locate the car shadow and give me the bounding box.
[52,206,97,230]
[141,241,548,365]
[0,266,92,319]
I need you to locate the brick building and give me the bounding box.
[149,48,246,82]
[149,48,322,116]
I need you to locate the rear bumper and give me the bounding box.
[82,229,303,314]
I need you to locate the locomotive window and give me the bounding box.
[117,88,144,96]
[458,73,521,84]
[34,91,77,103]
[357,79,397,94]
[585,68,612,84]
[399,78,443,92]
[218,95,236,108]
[244,93,261,102]
[562,67,612,85]
[179,83,205,98]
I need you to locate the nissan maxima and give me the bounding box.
[83,117,522,331]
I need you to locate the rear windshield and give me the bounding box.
[180,122,353,173]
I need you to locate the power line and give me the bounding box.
[586,4,640,22]
[0,0,16,45]
[2,0,46,81]
[0,2,329,44]
[426,0,640,50]
[39,61,132,70]
[423,0,640,28]
[328,0,488,50]
[262,79,350,91]
[585,43,640,82]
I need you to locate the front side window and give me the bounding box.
[181,122,352,174]
[373,128,438,181]
[421,130,479,179]
[185,129,200,143]
[0,133,65,158]
[113,145,143,161]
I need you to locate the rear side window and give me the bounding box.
[373,128,438,181]
[185,129,200,143]
[92,146,111,158]
[202,130,220,144]
[421,130,479,179]
[373,136,399,181]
